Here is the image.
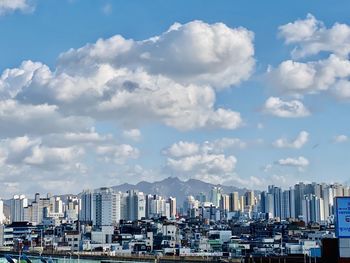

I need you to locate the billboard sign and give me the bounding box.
[336,197,350,238]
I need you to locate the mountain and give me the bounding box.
[112,176,250,204]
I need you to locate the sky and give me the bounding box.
[0,0,350,197]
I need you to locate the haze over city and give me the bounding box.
[1,0,350,198]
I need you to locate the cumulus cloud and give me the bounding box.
[164,137,245,158]
[0,136,84,170]
[122,129,141,141]
[0,20,256,194]
[332,79,350,101]
[270,15,350,99]
[0,100,93,138]
[279,14,350,59]
[58,20,255,89]
[273,131,309,149]
[276,156,309,168]
[278,14,321,46]
[333,135,348,143]
[163,138,246,183]
[263,97,310,118]
[0,131,141,195]
[42,130,112,147]
[166,153,237,184]
[96,144,139,164]
[201,137,246,153]
[0,21,254,131]
[267,55,350,96]
[164,141,200,158]
[0,0,34,15]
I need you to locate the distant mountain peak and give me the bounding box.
[112,176,247,204]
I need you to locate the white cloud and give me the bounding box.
[332,79,350,101]
[42,131,112,147]
[0,21,254,131]
[279,14,350,59]
[333,135,348,143]
[279,14,321,46]
[164,137,245,158]
[271,15,350,99]
[164,141,200,158]
[0,100,93,138]
[166,153,237,184]
[0,0,34,15]
[58,20,255,90]
[163,138,246,184]
[0,20,256,194]
[24,145,84,167]
[0,131,141,192]
[267,55,350,96]
[0,136,84,170]
[263,97,310,118]
[201,137,246,153]
[276,156,309,168]
[96,144,139,164]
[122,129,141,141]
[273,131,309,149]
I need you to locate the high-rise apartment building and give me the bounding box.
[10,195,28,222]
[210,187,222,208]
[93,188,121,227]
[126,190,145,221]
[281,188,295,219]
[0,199,5,224]
[229,192,240,212]
[168,197,177,219]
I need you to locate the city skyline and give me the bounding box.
[1,0,350,197]
[0,178,348,260]
[3,180,349,224]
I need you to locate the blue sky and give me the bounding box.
[0,0,350,197]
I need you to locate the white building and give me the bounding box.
[210,187,222,208]
[10,195,28,222]
[79,190,94,222]
[126,190,145,221]
[168,197,177,219]
[93,188,121,227]
[0,199,6,224]
[23,193,51,225]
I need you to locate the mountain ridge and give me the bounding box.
[112,176,249,204]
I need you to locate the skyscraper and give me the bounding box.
[168,197,177,219]
[210,187,222,208]
[93,188,120,227]
[10,195,28,222]
[294,182,305,218]
[260,191,274,219]
[126,190,145,221]
[220,194,230,212]
[244,190,255,207]
[268,185,282,219]
[0,199,5,224]
[282,188,295,219]
[80,190,94,223]
[229,192,240,212]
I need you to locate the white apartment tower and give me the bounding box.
[93,188,121,227]
[10,195,28,222]
[0,199,5,224]
[126,190,145,221]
